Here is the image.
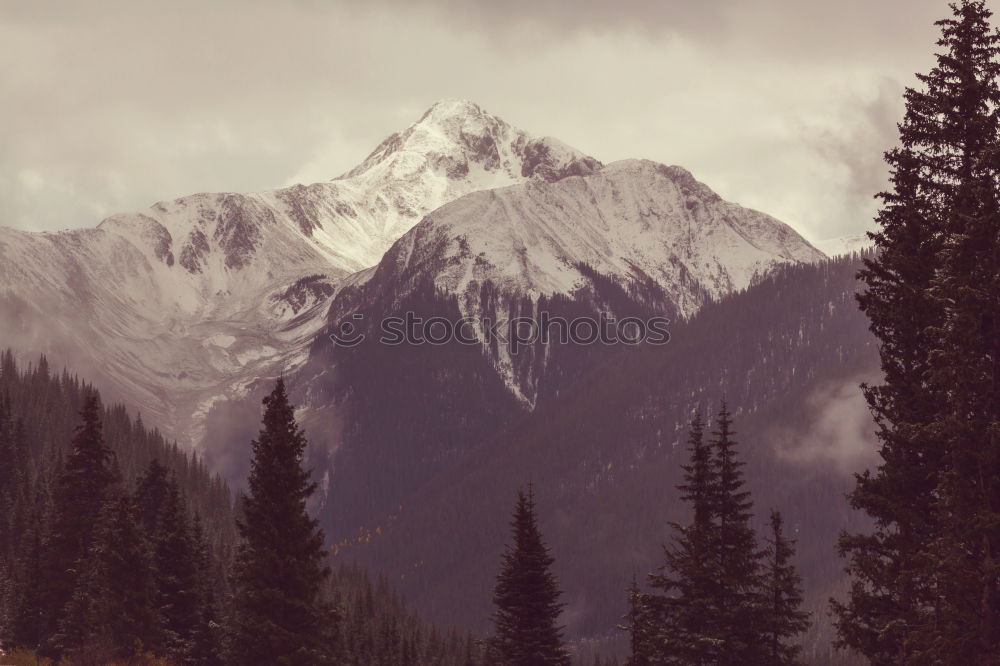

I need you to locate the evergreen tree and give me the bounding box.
[835,150,945,665]
[11,522,44,649]
[0,354,238,658]
[0,396,17,556]
[229,378,337,665]
[921,7,1000,660]
[56,489,161,660]
[835,2,1000,663]
[491,486,570,666]
[0,396,18,641]
[37,393,116,657]
[133,457,212,662]
[10,465,53,650]
[761,511,810,665]
[647,412,721,665]
[462,634,480,666]
[709,403,764,664]
[645,406,788,665]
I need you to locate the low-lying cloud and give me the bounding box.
[770,377,880,474]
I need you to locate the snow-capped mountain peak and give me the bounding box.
[0,100,601,447]
[343,98,600,186]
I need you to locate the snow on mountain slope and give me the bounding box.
[330,159,825,404]
[814,233,873,257]
[373,159,825,317]
[0,99,600,448]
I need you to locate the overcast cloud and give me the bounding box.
[0,0,961,241]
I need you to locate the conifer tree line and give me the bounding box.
[0,353,229,664]
[620,405,810,665]
[0,359,814,665]
[831,1,1000,664]
[483,406,811,666]
[0,356,489,665]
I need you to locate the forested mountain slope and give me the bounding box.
[329,253,877,665]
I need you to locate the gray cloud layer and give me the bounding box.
[0,0,965,241]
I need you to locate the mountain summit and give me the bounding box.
[344,99,600,183]
[335,98,602,248]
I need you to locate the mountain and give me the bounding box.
[0,100,599,448]
[287,153,824,567]
[1,96,831,580]
[319,158,825,404]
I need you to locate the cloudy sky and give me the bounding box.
[0,0,961,242]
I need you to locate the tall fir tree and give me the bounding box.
[647,411,722,665]
[709,402,765,665]
[10,517,45,650]
[835,2,1000,663]
[491,486,571,666]
[761,511,810,666]
[0,396,18,639]
[0,397,18,558]
[37,393,116,658]
[10,465,54,650]
[835,150,945,665]
[922,6,1000,660]
[229,378,337,665]
[643,406,800,666]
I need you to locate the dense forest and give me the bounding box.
[0,355,486,665]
